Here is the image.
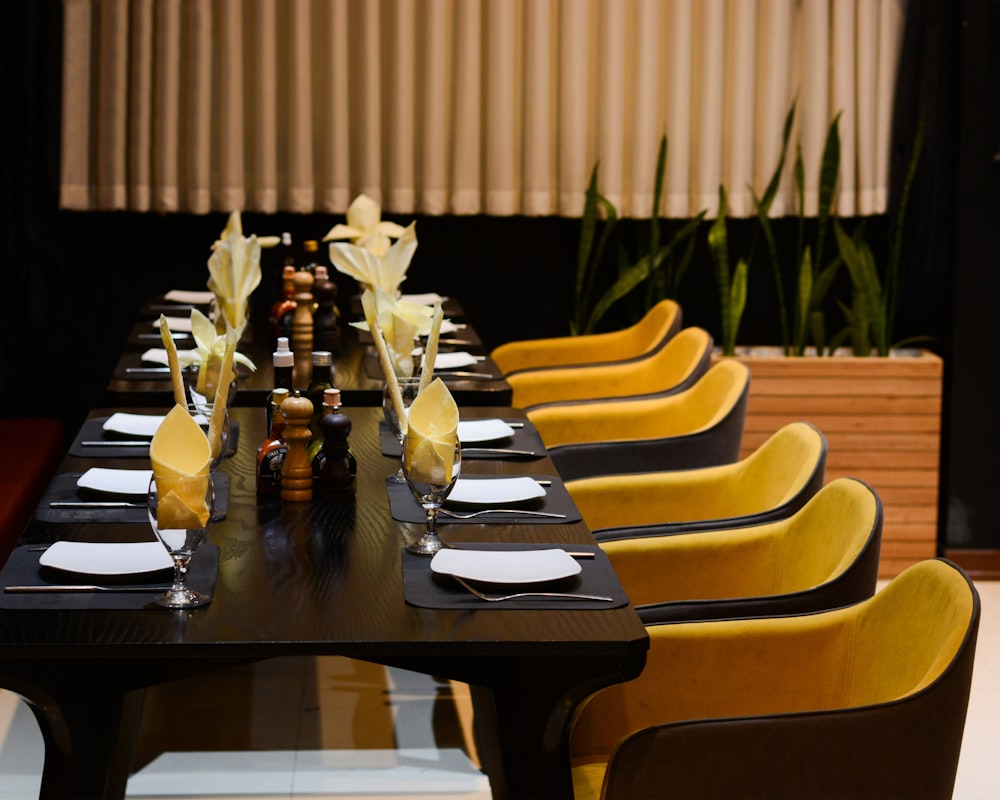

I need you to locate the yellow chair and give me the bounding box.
[567,421,827,539]
[529,360,750,481]
[605,477,882,623]
[570,559,980,800]
[508,326,712,410]
[491,298,682,376]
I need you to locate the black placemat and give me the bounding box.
[402,543,628,610]
[379,419,546,459]
[34,472,230,524]
[68,417,240,459]
[386,474,581,524]
[0,543,220,610]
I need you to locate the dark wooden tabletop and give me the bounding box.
[0,404,647,799]
[107,295,511,408]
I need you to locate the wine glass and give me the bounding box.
[147,474,214,608]
[382,377,423,483]
[186,402,230,473]
[402,435,461,556]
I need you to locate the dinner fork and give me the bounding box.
[451,575,613,602]
[438,508,566,519]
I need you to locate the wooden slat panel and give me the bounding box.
[723,351,944,579]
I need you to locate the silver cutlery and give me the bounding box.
[439,508,566,520]
[436,371,498,380]
[80,440,150,447]
[450,575,612,602]
[136,332,190,341]
[126,367,172,373]
[49,501,146,509]
[461,448,537,458]
[5,584,172,593]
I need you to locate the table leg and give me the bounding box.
[469,660,641,799]
[27,684,142,799]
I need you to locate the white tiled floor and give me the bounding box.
[1,581,998,799]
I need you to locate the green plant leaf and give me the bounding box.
[708,186,732,350]
[727,258,749,355]
[815,112,842,273]
[583,254,654,334]
[794,247,813,355]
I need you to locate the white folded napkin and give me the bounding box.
[164,289,214,305]
[153,316,193,333]
[447,476,547,505]
[102,413,165,438]
[77,467,154,496]
[402,292,448,306]
[456,419,515,443]
[432,352,485,370]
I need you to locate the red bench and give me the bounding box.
[0,418,65,566]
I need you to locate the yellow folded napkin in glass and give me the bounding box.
[322,193,406,257]
[329,220,417,294]
[207,211,262,331]
[149,404,211,528]
[405,378,459,485]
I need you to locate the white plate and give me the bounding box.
[430,549,581,584]
[164,289,214,304]
[457,419,515,443]
[433,352,485,370]
[440,320,465,334]
[102,413,165,438]
[76,468,153,497]
[39,541,172,577]
[447,477,546,506]
[152,316,193,332]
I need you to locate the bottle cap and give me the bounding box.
[272,387,290,405]
[324,388,341,407]
[273,337,294,367]
[315,265,329,281]
[311,350,333,366]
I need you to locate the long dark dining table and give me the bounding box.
[106,293,513,408]
[0,404,648,799]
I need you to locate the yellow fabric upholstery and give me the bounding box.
[528,360,748,448]
[507,326,711,409]
[570,559,979,799]
[568,421,825,532]
[491,298,680,375]
[603,477,878,607]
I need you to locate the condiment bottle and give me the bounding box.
[257,388,289,496]
[306,350,335,441]
[316,388,357,500]
[266,337,294,433]
[312,265,341,354]
[270,265,297,339]
[279,391,314,502]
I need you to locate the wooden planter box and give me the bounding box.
[718,349,943,578]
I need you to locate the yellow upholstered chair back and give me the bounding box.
[570,559,980,800]
[528,360,749,448]
[508,326,711,409]
[491,298,681,375]
[568,421,826,532]
[601,477,882,622]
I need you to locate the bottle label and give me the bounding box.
[257,444,287,493]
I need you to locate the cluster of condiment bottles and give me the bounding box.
[256,338,357,501]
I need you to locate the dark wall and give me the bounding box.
[2,2,995,554]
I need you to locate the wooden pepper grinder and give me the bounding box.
[291,269,315,358]
[280,391,314,502]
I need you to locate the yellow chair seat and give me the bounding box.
[570,559,980,799]
[507,326,711,410]
[491,298,681,375]
[567,421,827,536]
[604,477,882,623]
[530,360,750,481]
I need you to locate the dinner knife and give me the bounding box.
[49,501,146,509]
[5,584,172,593]
[461,448,537,458]
[436,371,498,380]
[80,441,150,447]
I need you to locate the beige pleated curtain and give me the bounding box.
[60,0,905,218]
